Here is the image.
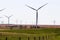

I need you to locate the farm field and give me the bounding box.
[0,28,60,40]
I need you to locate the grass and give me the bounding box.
[0,28,60,40]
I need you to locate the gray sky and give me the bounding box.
[0,0,60,25]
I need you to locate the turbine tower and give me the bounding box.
[26,3,48,28]
[53,20,56,25]
[4,15,13,24]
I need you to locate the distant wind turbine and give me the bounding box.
[26,3,48,28]
[4,15,13,24]
[53,20,56,25]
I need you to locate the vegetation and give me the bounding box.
[0,28,60,40]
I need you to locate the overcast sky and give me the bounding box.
[0,0,60,25]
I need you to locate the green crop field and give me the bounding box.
[0,28,60,40]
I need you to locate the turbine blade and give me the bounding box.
[0,8,6,11]
[37,3,48,10]
[4,15,13,18]
[26,5,36,10]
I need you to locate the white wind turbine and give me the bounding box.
[26,3,48,28]
[4,15,13,24]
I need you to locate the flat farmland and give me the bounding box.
[0,28,60,40]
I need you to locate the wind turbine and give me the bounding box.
[4,15,13,24]
[26,3,48,28]
[53,20,56,25]
[53,19,56,28]
[16,19,19,24]
[20,20,22,25]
